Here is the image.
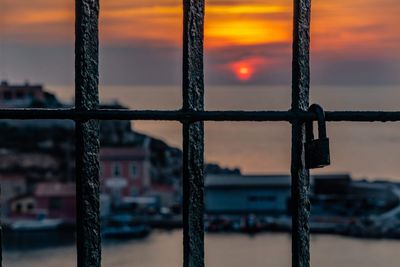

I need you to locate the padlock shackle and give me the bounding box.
[306,117,314,142]
[308,104,327,139]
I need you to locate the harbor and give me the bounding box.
[4,172,400,250]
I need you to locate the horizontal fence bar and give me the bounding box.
[0,109,400,122]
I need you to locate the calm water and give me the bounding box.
[49,84,400,180]
[4,231,400,267]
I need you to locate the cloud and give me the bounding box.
[100,44,181,85]
[0,0,398,85]
[311,57,400,85]
[1,41,398,86]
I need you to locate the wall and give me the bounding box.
[206,187,290,215]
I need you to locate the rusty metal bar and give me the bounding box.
[0,109,400,122]
[0,224,2,267]
[325,111,400,122]
[75,0,101,267]
[291,0,312,265]
[182,0,205,266]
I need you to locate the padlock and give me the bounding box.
[305,104,330,169]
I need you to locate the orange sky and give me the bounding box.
[0,0,399,84]
[1,0,398,48]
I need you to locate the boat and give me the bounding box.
[8,219,64,232]
[240,214,262,233]
[102,214,151,239]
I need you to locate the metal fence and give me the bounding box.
[1,0,399,267]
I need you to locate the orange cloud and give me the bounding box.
[0,0,398,59]
[99,4,292,47]
[311,0,399,56]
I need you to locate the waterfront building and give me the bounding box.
[100,145,180,208]
[312,175,399,217]
[9,182,76,222]
[206,173,400,217]
[0,80,45,107]
[9,195,35,219]
[100,146,152,202]
[144,183,179,207]
[313,174,351,195]
[34,182,76,222]
[205,174,291,215]
[1,174,27,217]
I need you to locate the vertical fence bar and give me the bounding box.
[0,215,2,267]
[291,0,311,266]
[75,1,101,267]
[182,0,205,266]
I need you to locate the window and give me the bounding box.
[16,91,25,99]
[111,163,122,177]
[131,188,139,196]
[248,196,276,202]
[130,162,139,179]
[27,203,34,211]
[3,91,12,100]
[99,163,104,177]
[15,203,22,214]
[13,186,22,194]
[49,197,62,210]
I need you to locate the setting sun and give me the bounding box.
[232,64,254,81]
[230,57,267,81]
[236,66,252,81]
[239,67,249,74]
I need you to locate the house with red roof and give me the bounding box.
[9,182,76,222]
[34,182,76,221]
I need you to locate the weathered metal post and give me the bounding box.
[291,0,312,266]
[0,222,2,267]
[182,0,205,266]
[75,0,101,267]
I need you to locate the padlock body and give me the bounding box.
[305,138,330,169]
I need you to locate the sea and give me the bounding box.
[4,230,400,267]
[48,84,400,180]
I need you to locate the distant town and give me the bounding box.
[1,81,400,249]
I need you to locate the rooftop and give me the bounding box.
[205,174,291,188]
[35,182,76,197]
[100,147,149,160]
[0,80,43,91]
[205,173,353,188]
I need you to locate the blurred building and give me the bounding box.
[1,174,27,217]
[313,174,351,195]
[34,182,76,221]
[100,145,181,208]
[205,174,291,215]
[0,81,45,107]
[9,182,76,222]
[9,194,35,218]
[312,175,399,216]
[144,184,178,207]
[206,173,400,217]
[100,146,152,201]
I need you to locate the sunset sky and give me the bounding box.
[0,0,399,85]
